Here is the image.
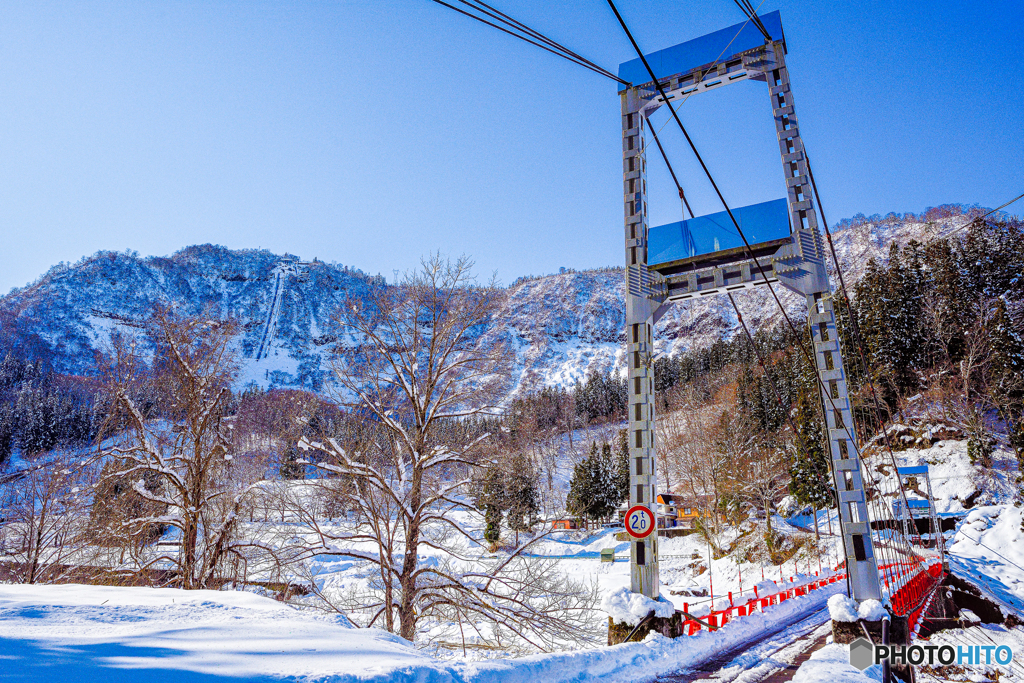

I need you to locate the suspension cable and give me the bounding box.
[939,189,1024,239]
[648,125,695,219]
[461,0,616,79]
[732,0,772,41]
[806,154,930,544]
[427,0,629,85]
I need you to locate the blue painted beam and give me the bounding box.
[617,11,785,91]
[648,197,791,268]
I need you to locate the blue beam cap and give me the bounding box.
[648,197,791,268]
[618,11,784,91]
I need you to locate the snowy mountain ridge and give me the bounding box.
[0,209,979,400]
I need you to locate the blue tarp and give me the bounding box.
[648,198,791,267]
[618,11,784,91]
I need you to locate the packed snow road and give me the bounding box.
[654,607,831,683]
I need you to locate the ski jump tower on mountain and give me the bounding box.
[618,12,882,607]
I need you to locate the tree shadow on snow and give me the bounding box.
[0,638,283,683]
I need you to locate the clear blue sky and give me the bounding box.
[1,1,1021,293]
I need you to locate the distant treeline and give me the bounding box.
[0,353,101,463]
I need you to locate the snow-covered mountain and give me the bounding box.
[0,209,978,400]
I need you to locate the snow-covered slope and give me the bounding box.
[0,209,978,400]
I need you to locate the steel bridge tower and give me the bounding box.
[618,11,883,605]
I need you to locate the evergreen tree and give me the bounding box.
[986,299,1024,465]
[0,404,13,465]
[855,244,928,396]
[280,443,306,479]
[504,452,539,544]
[614,428,630,507]
[787,387,833,509]
[566,441,619,525]
[479,464,505,545]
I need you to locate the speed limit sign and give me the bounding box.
[625,505,655,539]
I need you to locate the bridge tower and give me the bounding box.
[619,12,883,604]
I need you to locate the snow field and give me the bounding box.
[0,579,842,683]
[0,584,436,682]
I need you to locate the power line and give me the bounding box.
[426,0,629,85]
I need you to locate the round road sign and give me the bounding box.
[625,505,655,539]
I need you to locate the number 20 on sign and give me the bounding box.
[625,505,655,539]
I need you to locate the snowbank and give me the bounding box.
[827,595,888,622]
[948,504,1024,615]
[601,586,675,625]
[0,583,438,682]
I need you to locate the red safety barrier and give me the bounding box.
[885,557,944,625]
[675,572,848,636]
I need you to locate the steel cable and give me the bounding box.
[427,0,629,84]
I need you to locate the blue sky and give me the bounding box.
[1,1,1021,293]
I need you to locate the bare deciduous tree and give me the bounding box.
[738,438,790,555]
[656,388,733,547]
[98,306,273,588]
[298,255,597,648]
[0,452,98,584]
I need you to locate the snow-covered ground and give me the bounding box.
[303,517,842,653]
[6,415,1024,681]
[947,505,1024,616]
[792,643,881,683]
[0,580,840,683]
[0,584,433,682]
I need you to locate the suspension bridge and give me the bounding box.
[427,3,982,681]
[423,2,1017,680]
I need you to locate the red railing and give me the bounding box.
[881,557,943,630]
[676,558,944,637]
[680,571,847,635]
